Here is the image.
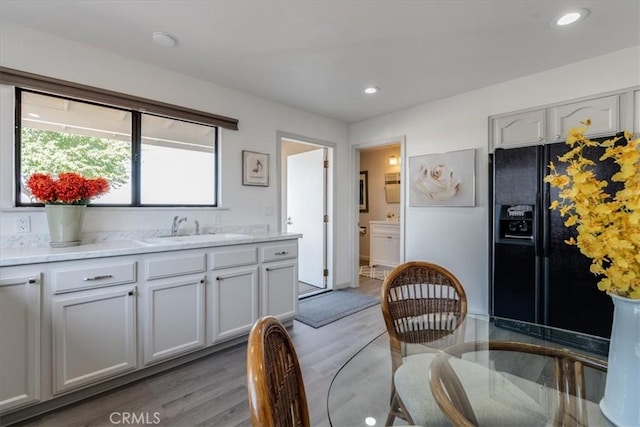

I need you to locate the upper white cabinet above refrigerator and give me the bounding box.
[548,95,620,141]
[489,88,637,152]
[491,110,546,150]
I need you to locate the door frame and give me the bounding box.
[351,135,406,288]
[277,131,335,291]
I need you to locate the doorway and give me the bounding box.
[279,133,334,298]
[353,136,405,289]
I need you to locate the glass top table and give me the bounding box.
[327,315,610,427]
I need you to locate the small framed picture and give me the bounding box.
[242,150,269,186]
[359,171,369,212]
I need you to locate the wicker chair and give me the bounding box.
[380,261,468,425]
[246,316,310,427]
[429,341,608,427]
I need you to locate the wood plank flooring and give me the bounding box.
[11,276,384,427]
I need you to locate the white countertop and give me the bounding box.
[0,232,302,267]
[369,220,400,224]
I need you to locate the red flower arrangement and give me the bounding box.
[26,172,110,205]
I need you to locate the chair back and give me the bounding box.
[429,341,608,427]
[247,316,310,427]
[381,261,468,362]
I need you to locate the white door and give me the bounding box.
[287,149,326,288]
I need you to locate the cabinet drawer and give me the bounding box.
[53,261,136,293]
[260,242,298,262]
[370,223,400,237]
[211,247,258,270]
[146,253,207,280]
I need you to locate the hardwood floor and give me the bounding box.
[11,277,384,427]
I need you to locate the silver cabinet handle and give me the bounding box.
[275,251,289,255]
[83,274,114,281]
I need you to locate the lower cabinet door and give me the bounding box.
[142,275,206,365]
[52,286,137,394]
[0,273,41,412]
[210,266,259,343]
[261,260,297,321]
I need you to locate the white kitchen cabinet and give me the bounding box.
[259,241,298,321]
[141,251,207,365]
[0,270,41,412]
[491,109,546,150]
[370,221,400,268]
[51,285,137,394]
[210,241,298,340]
[142,275,206,365]
[548,95,620,141]
[210,265,259,343]
[260,259,298,321]
[209,245,259,344]
[0,235,300,420]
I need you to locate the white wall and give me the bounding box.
[349,46,640,315]
[0,21,356,286]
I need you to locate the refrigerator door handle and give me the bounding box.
[543,189,550,255]
[534,192,543,257]
[543,255,551,326]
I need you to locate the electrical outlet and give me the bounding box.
[16,215,31,233]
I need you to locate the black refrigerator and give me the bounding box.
[490,142,615,355]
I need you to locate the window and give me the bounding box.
[140,114,216,205]
[16,89,218,207]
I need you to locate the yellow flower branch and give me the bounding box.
[544,121,640,299]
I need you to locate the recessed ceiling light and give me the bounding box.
[555,9,589,26]
[152,32,177,47]
[364,87,380,94]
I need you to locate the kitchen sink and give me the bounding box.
[135,233,251,245]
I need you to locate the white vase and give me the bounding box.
[45,204,86,247]
[600,293,640,426]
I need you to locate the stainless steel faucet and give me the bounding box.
[194,220,200,235]
[171,216,187,236]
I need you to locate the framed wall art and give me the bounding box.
[242,150,269,186]
[408,148,475,207]
[359,171,369,212]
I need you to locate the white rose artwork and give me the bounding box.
[409,149,475,207]
[415,163,460,201]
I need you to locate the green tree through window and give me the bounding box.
[21,128,130,189]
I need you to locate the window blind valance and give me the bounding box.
[0,66,239,131]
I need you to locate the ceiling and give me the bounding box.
[1,1,639,123]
